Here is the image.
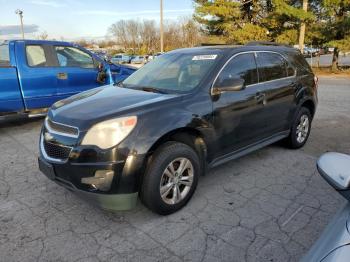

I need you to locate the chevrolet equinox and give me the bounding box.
[38,43,318,215]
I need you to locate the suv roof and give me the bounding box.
[169,42,299,57]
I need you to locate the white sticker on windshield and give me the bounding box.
[192,55,217,60]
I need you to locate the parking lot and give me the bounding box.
[306,54,350,67]
[0,76,349,262]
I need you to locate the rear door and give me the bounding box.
[0,42,24,113]
[52,45,104,100]
[15,41,59,109]
[255,51,296,134]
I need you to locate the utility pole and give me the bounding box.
[15,9,25,39]
[160,0,164,53]
[298,0,308,53]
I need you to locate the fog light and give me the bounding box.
[81,170,114,191]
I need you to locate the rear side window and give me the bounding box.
[26,45,47,67]
[0,44,10,67]
[216,53,258,86]
[293,53,312,76]
[54,46,94,68]
[256,52,287,82]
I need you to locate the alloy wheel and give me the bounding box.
[296,114,310,144]
[159,157,194,205]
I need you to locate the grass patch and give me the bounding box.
[312,66,350,77]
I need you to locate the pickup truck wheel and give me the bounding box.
[140,142,200,215]
[286,107,312,149]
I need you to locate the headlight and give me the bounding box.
[81,116,137,149]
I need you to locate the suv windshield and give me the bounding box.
[123,52,219,93]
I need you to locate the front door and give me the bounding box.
[52,45,104,100]
[212,52,267,157]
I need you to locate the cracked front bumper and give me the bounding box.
[38,156,138,211]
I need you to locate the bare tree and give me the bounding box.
[108,18,204,54]
[38,31,48,40]
[109,20,129,51]
[126,20,141,53]
[141,20,158,53]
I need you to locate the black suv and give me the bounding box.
[38,43,318,215]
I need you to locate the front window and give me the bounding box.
[215,53,258,87]
[122,53,219,93]
[54,46,94,68]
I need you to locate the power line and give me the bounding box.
[160,0,164,53]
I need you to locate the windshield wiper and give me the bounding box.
[140,86,167,94]
[116,83,167,94]
[114,81,124,87]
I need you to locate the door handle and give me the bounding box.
[57,72,68,80]
[255,92,267,105]
[255,92,265,101]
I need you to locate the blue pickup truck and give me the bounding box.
[0,40,136,121]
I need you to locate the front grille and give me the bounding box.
[43,140,72,161]
[46,118,79,137]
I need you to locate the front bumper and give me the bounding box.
[38,156,139,211]
[38,121,145,211]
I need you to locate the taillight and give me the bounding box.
[314,75,318,89]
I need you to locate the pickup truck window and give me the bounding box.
[26,45,48,67]
[0,44,10,67]
[54,46,94,68]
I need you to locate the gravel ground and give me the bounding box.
[0,76,349,262]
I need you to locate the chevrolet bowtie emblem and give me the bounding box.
[44,132,54,141]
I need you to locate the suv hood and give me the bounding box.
[49,85,178,130]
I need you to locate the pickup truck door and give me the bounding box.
[52,45,106,101]
[15,41,59,109]
[0,42,24,114]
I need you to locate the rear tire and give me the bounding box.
[286,107,312,149]
[140,142,200,215]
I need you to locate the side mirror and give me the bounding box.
[96,63,107,84]
[213,77,245,94]
[97,62,104,71]
[317,152,350,200]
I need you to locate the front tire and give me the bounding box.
[286,107,312,149]
[140,142,200,215]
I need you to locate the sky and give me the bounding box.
[0,0,194,41]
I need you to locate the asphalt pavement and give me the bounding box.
[0,76,349,262]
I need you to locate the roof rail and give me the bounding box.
[199,43,229,46]
[245,41,291,48]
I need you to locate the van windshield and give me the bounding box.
[122,52,219,93]
[0,44,10,67]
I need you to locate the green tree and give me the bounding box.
[322,0,350,70]
[193,0,315,45]
[193,0,241,37]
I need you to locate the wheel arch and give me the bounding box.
[145,127,208,173]
[300,99,316,118]
[148,127,208,160]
